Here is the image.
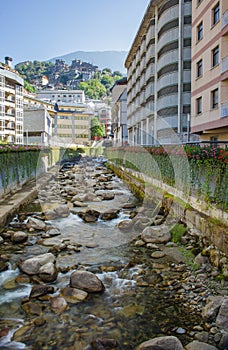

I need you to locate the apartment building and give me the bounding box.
[125,0,192,145]
[191,0,228,141]
[53,103,92,146]
[0,57,24,144]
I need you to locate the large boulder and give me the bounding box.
[44,210,58,220]
[216,296,228,330]
[26,217,46,231]
[117,220,133,231]
[141,226,171,244]
[30,285,55,298]
[50,297,68,314]
[19,253,55,275]
[70,270,105,293]
[60,287,88,303]
[11,231,28,244]
[39,262,58,282]
[185,341,218,350]
[95,190,115,200]
[100,209,119,221]
[137,336,184,350]
[202,296,224,321]
[54,205,70,218]
[78,209,100,223]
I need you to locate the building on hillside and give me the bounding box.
[23,94,56,145]
[53,103,92,146]
[0,57,24,144]
[191,0,228,141]
[37,89,85,104]
[125,0,192,145]
[111,77,128,145]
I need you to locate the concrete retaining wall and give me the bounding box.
[110,163,228,256]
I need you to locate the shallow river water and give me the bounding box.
[0,158,202,349]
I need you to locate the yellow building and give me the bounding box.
[191,0,228,141]
[53,103,92,146]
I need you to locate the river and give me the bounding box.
[0,157,204,349]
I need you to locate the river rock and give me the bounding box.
[70,270,105,293]
[95,190,115,200]
[90,338,118,349]
[78,209,100,223]
[19,253,55,275]
[46,228,61,237]
[73,201,88,207]
[219,332,228,349]
[50,296,68,313]
[22,301,44,316]
[137,336,184,349]
[39,262,58,282]
[44,210,58,220]
[60,287,88,303]
[100,209,119,221]
[151,251,165,259]
[185,340,218,350]
[117,220,133,231]
[141,226,171,244]
[216,297,228,330]
[11,231,28,244]
[30,285,55,298]
[54,205,70,218]
[26,217,46,231]
[202,296,224,321]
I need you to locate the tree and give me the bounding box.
[102,68,112,75]
[24,80,36,93]
[78,79,106,99]
[90,117,105,138]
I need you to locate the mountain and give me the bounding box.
[48,50,128,73]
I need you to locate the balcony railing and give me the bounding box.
[222,10,228,29]
[221,55,228,75]
[221,103,228,118]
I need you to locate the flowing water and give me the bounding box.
[0,158,202,349]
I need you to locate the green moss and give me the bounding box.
[178,247,195,267]
[170,223,187,243]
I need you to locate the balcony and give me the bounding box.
[221,55,228,79]
[221,103,228,118]
[222,10,228,35]
[5,84,15,93]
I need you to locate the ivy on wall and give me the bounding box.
[105,145,228,211]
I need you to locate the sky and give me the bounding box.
[0,0,150,67]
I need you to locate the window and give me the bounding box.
[211,88,218,109]
[212,46,219,67]
[196,97,202,114]
[197,22,203,41]
[213,3,220,25]
[197,59,203,77]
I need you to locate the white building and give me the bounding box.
[0,57,24,144]
[37,89,85,104]
[125,0,192,145]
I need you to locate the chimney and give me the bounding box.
[5,56,13,68]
